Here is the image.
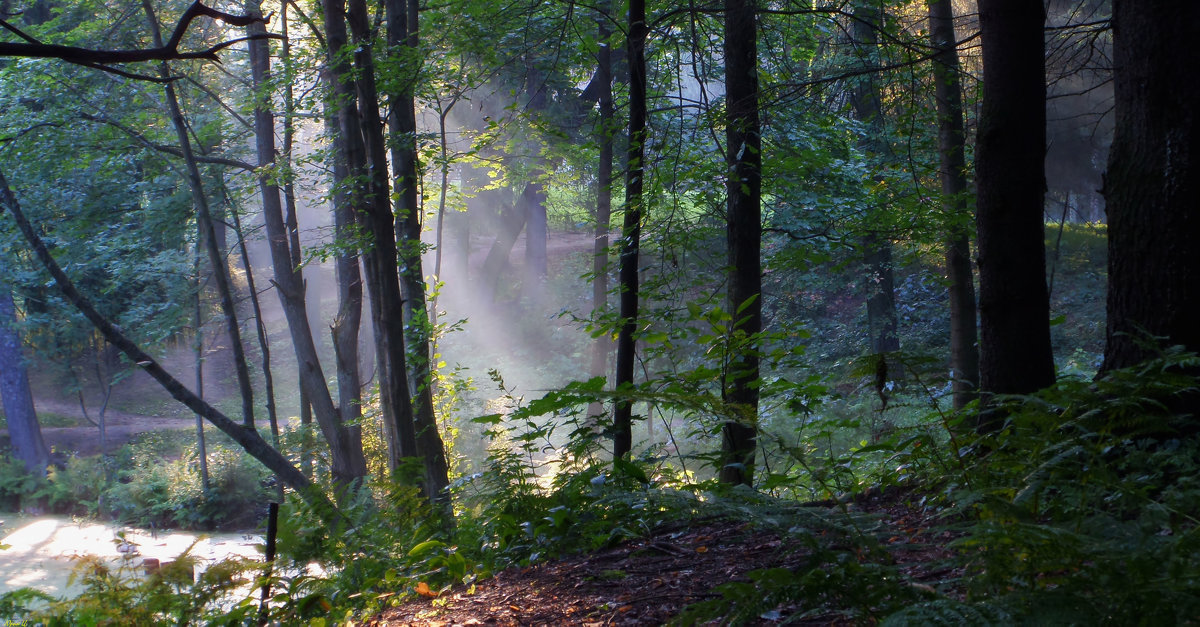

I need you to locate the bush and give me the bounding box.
[105,445,271,530]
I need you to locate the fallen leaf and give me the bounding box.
[416,582,438,598]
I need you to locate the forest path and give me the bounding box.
[27,397,194,458]
[368,491,961,626]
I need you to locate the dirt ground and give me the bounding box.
[13,398,195,458]
[367,492,961,626]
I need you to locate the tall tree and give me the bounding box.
[974,0,1055,413]
[245,0,366,486]
[849,2,900,361]
[1101,0,1200,374]
[0,279,48,474]
[613,0,647,460]
[928,0,979,409]
[720,0,762,486]
[386,0,451,505]
[588,7,615,422]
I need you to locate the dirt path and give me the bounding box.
[28,398,194,458]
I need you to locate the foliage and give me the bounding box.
[881,348,1200,624]
[106,444,271,530]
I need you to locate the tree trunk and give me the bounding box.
[0,283,48,475]
[339,0,424,487]
[386,0,451,505]
[246,0,366,486]
[143,0,258,431]
[479,197,528,302]
[588,8,615,422]
[928,0,979,410]
[974,0,1055,411]
[1101,0,1200,373]
[613,0,647,460]
[849,3,900,360]
[720,0,761,487]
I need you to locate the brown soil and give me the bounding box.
[366,493,959,626]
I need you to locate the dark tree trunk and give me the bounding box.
[325,107,363,482]
[1102,0,1200,373]
[974,0,1055,410]
[386,0,451,505]
[929,0,980,410]
[523,182,548,289]
[0,284,48,475]
[588,9,615,422]
[247,0,366,486]
[720,0,761,487]
[849,3,900,360]
[613,0,647,460]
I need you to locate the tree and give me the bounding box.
[719,0,761,487]
[244,0,367,487]
[848,2,900,362]
[1101,0,1200,374]
[613,0,647,460]
[974,0,1055,412]
[0,1,274,71]
[385,0,451,505]
[0,276,48,474]
[928,0,979,410]
[0,168,325,504]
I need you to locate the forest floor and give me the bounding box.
[23,398,193,458]
[366,491,961,626]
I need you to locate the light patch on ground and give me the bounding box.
[0,513,262,598]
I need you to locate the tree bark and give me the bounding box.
[588,8,615,422]
[720,0,761,487]
[0,282,48,475]
[928,0,979,409]
[974,0,1055,410]
[1101,0,1200,373]
[849,3,900,360]
[386,0,451,505]
[246,0,366,486]
[613,0,647,460]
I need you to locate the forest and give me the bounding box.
[0,0,1197,623]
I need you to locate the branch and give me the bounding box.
[0,166,327,512]
[0,1,282,68]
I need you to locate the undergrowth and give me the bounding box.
[5,350,1200,624]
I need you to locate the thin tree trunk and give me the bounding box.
[975,0,1055,414]
[588,8,615,422]
[613,0,647,460]
[386,0,451,505]
[143,0,257,430]
[193,252,210,491]
[720,0,761,487]
[849,3,900,360]
[245,0,366,487]
[928,0,979,410]
[229,190,282,498]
